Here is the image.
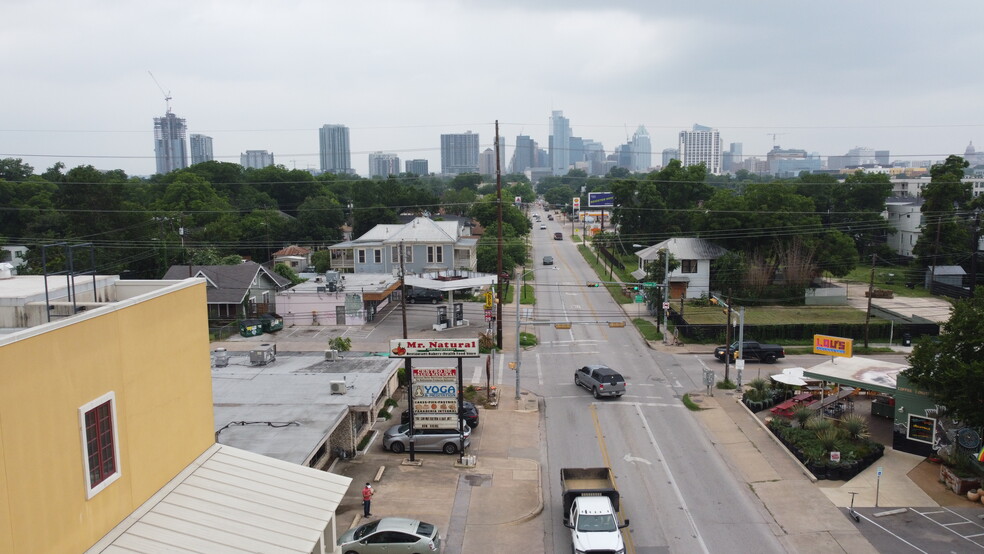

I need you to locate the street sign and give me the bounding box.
[643,282,657,288]
[662,302,670,310]
[608,321,626,328]
[635,295,644,303]
[483,291,494,308]
[484,309,493,321]
[876,466,883,477]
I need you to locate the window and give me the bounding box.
[427,246,444,263]
[373,249,382,263]
[681,259,698,274]
[404,246,413,264]
[357,249,366,264]
[80,392,120,498]
[391,246,400,263]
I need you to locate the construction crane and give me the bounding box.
[148,71,172,113]
[766,132,788,147]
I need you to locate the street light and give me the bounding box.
[515,266,559,400]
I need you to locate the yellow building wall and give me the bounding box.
[0,280,215,553]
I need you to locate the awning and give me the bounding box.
[404,275,498,291]
[803,356,907,395]
[88,444,351,553]
[771,367,808,386]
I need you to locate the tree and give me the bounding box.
[913,155,972,268]
[906,290,984,430]
[0,158,35,181]
[476,222,525,274]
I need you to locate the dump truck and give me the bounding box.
[561,467,629,554]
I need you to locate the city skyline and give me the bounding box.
[3,1,983,177]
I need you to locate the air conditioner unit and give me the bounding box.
[330,380,347,395]
[325,349,338,361]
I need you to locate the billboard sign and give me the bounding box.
[572,197,581,210]
[812,334,853,357]
[588,191,615,208]
[391,339,480,358]
[411,367,459,429]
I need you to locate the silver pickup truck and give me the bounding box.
[574,365,626,398]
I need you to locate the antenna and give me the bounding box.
[148,71,173,113]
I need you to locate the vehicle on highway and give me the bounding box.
[401,401,479,429]
[554,232,563,240]
[713,340,785,363]
[540,223,547,230]
[543,255,554,265]
[337,517,442,553]
[574,365,626,398]
[405,288,444,304]
[382,423,470,455]
[562,467,628,554]
[548,214,554,220]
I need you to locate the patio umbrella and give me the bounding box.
[770,367,808,387]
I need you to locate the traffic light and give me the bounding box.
[630,284,640,291]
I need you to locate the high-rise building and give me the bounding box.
[614,144,634,170]
[368,152,400,178]
[632,126,651,172]
[875,150,891,166]
[678,124,722,175]
[662,148,679,168]
[722,142,743,173]
[440,131,480,175]
[405,159,429,175]
[583,140,606,176]
[510,135,537,174]
[479,148,496,176]
[153,112,188,174]
[241,150,274,169]
[550,110,572,176]
[189,134,213,165]
[319,124,352,175]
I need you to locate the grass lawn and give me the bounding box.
[838,266,937,299]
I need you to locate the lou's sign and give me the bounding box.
[813,335,853,357]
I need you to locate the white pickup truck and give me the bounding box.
[561,467,629,554]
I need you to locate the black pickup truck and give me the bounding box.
[714,341,785,363]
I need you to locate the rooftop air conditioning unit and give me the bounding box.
[330,380,347,395]
[325,349,338,361]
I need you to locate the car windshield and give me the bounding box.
[416,522,436,537]
[353,520,380,539]
[576,514,618,532]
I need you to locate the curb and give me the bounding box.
[726,391,818,483]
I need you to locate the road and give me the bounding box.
[524,214,787,553]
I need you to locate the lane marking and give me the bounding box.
[590,405,637,554]
[633,402,709,554]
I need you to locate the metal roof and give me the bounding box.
[803,356,908,395]
[88,444,351,553]
[634,237,728,261]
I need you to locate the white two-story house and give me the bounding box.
[329,217,478,275]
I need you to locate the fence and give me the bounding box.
[670,313,938,344]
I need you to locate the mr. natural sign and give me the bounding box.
[390,339,480,358]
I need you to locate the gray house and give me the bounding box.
[163,261,291,320]
[632,237,728,299]
[329,217,478,275]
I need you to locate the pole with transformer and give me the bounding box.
[495,120,504,350]
[399,242,415,462]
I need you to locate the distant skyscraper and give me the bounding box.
[319,124,352,174]
[440,131,480,175]
[479,148,496,176]
[632,126,651,172]
[722,142,742,173]
[494,135,506,175]
[190,134,213,165]
[510,135,537,174]
[875,150,891,166]
[550,110,572,176]
[678,124,722,175]
[614,144,634,170]
[662,148,679,168]
[241,150,274,169]
[582,140,606,176]
[405,159,429,175]
[153,112,188,174]
[368,152,400,178]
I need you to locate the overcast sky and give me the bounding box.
[3,0,983,178]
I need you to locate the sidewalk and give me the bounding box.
[328,386,543,554]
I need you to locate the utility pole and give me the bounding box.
[495,121,504,349]
[724,296,732,384]
[864,253,875,348]
[971,210,980,295]
[399,241,415,462]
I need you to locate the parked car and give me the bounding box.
[406,288,444,304]
[713,340,785,363]
[383,423,471,454]
[574,365,626,398]
[401,401,479,429]
[543,256,554,265]
[337,517,442,553]
[554,232,563,240]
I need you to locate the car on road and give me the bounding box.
[383,423,471,455]
[405,288,444,304]
[713,340,785,363]
[548,214,554,220]
[543,255,554,265]
[540,223,547,230]
[554,232,563,240]
[337,517,443,553]
[574,365,626,398]
[401,401,479,429]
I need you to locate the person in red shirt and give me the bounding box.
[362,483,374,517]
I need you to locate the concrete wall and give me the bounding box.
[0,280,215,553]
[804,284,849,306]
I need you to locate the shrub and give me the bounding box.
[377,409,391,419]
[519,332,538,347]
[815,428,845,452]
[839,413,870,441]
[329,336,352,352]
[748,378,769,394]
[804,415,834,433]
[385,398,398,408]
[791,405,813,427]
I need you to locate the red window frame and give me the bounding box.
[84,400,117,487]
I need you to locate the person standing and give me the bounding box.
[362,483,374,517]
